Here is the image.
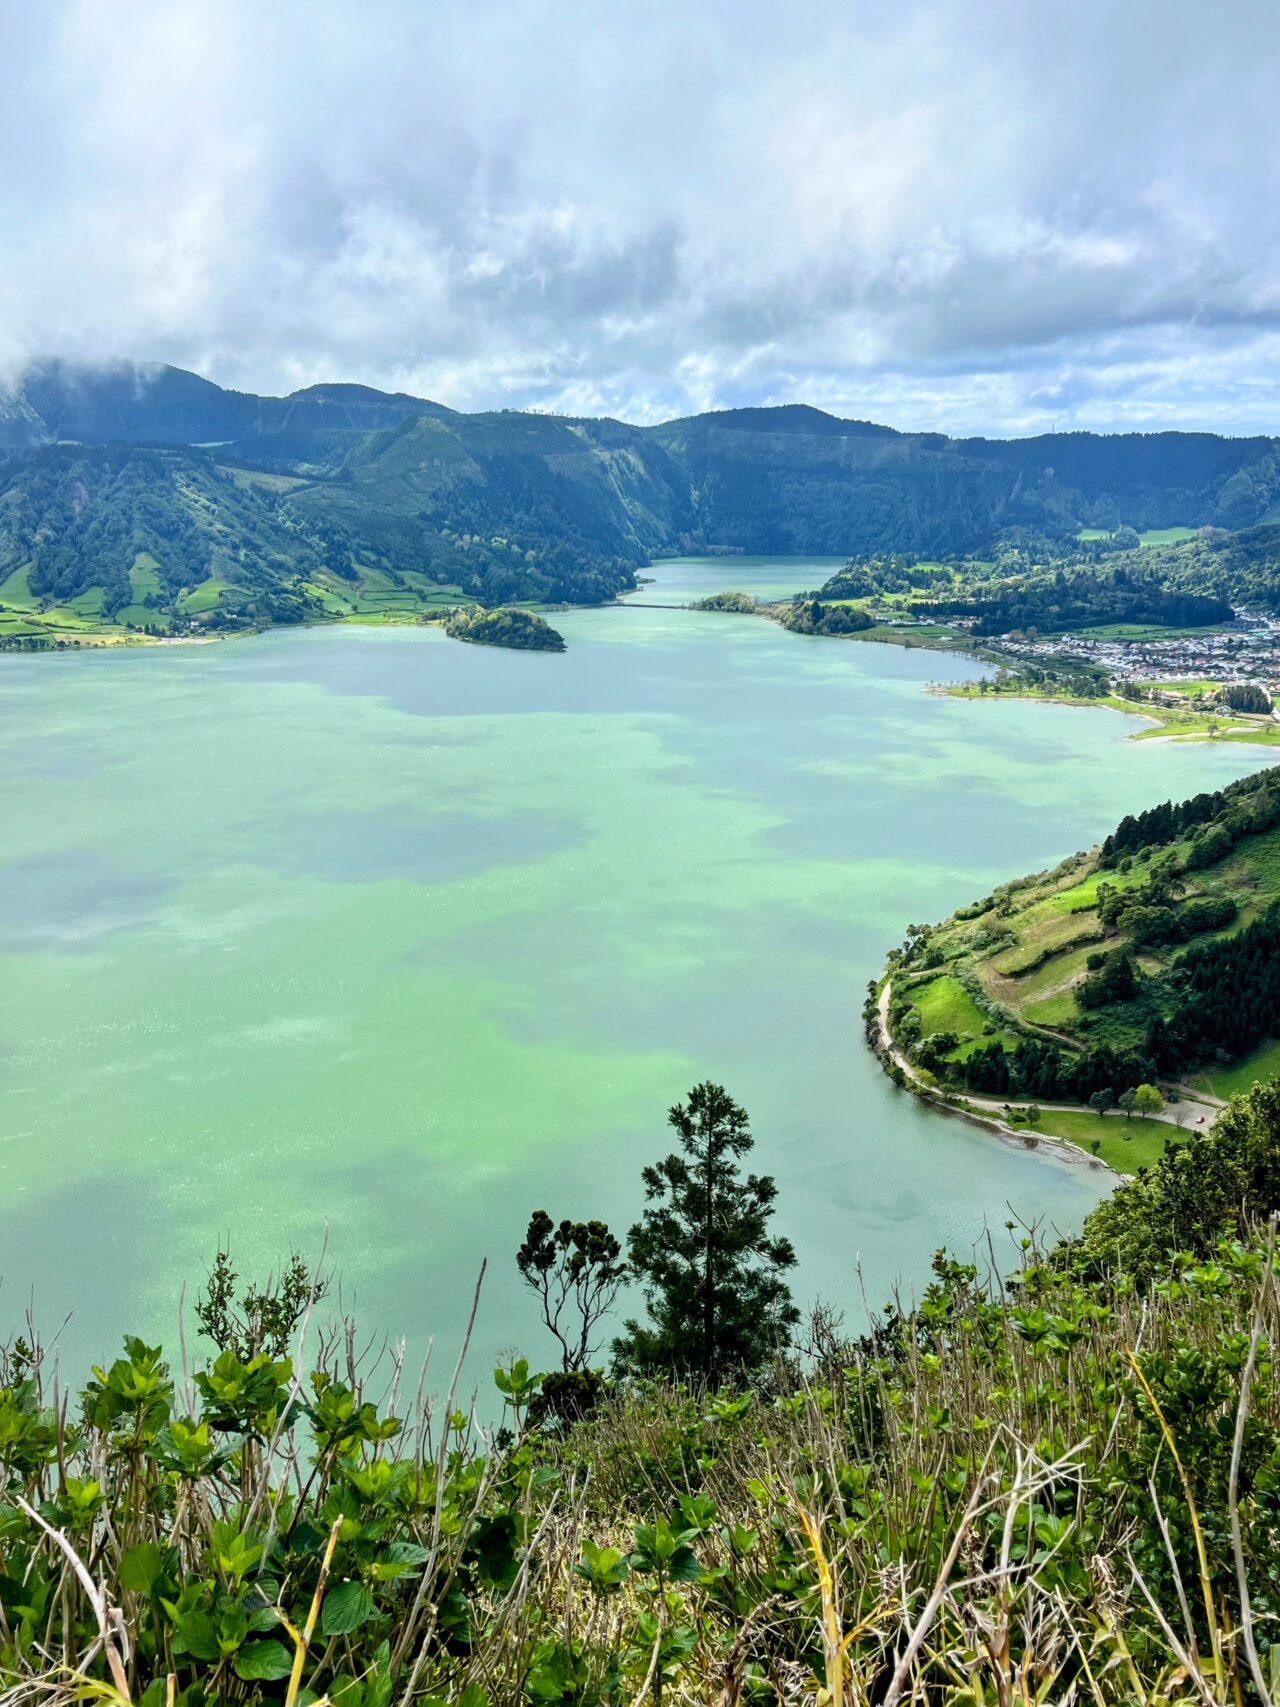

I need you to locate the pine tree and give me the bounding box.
[612,1082,799,1382]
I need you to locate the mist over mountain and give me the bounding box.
[1,357,1278,627]
[0,357,451,448]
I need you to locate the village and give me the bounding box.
[969,606,1280,704]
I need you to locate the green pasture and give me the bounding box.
[1136,679,1219,697]
[1076,622,1225,641]
[908,974,986,1037]
[1139,526,1198,546]
[1073,526,1197,548]
[0,563,38,608]
[217,465,310,493]
[1189,1037,1280,1101]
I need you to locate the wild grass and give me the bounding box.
[5,1223,1280,1705]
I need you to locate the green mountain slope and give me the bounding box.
[0,358,449,447]
[881,766,1280,1113]
[2,358,1280,636]
[0,446,327,632]
[276,411,686,605]
[651,407,1280,552]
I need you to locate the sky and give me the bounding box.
[2,0,1278,436]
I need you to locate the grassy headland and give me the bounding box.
[871,766,1280,1167]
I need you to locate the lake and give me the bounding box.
[0,555,1271,1390]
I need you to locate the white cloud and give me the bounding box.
[0,0,1276,433]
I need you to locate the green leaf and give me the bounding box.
[370,1538,430,1580]
[321,1579,377,1636]
[119,1542,168,1594]
[379,1540,430,1565]
[676,1493,717,1532]
[174,1608,222,1662]
[234,1639,295,1681]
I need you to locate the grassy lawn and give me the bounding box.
[1077,622,1224,641]
[909,975,987,1038]
[906,974,1017,1059]
[1022,989,1080,1027]
[851,622,965,644]
[112,555,171,630]
[66,586,108,618]
[1139,526,1198,547]
[1214,726,1280,746]
[991,909,1101,979]
[0,564,130,641]
[1190,1038,1280,1101]
[0,614,48,636]
[1074,527,1196,548]
[1136,678,1219,697]
[0,564,38,608]
[178,578,237,615]
[1024,1108,1176,1170]
[1039,875,1100,913]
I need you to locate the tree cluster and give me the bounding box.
[517,1082,798,1388]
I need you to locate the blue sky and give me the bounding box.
[2,0,1278,435]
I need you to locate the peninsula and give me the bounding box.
[870,765,1280,1169]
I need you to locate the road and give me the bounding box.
[875,981,1211,1137]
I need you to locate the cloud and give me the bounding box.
[0,0,1277,433]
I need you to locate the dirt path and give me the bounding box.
[876,981,1209,1135]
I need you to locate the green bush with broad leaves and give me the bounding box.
[8,1087,1280,1702]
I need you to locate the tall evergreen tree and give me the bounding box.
[612,1082,799,1382]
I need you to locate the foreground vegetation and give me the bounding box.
[9,1078,1280,1703]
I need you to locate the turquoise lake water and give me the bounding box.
[0,555,1271,1391]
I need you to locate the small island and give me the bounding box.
[443,606,566,652]
[689,589,759,612]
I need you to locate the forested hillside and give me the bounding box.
[0,447,327,628]
[1,358,1279,635]
[0,357,448,447]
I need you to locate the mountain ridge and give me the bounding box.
[1,356,1278,638]
[4,355,1277,453]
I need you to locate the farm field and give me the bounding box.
[0,553,478,645]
